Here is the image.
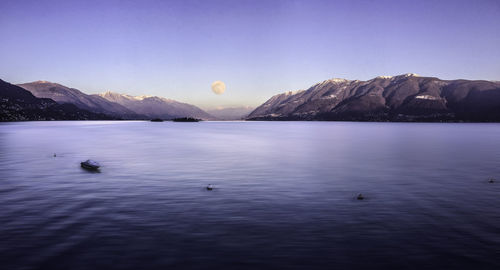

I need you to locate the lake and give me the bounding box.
[1,121,499,269]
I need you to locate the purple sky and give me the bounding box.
[1,0,499,109]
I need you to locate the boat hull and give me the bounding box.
[81,162,100,170]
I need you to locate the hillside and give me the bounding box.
[247,74,500,122]
[1,79,114,121]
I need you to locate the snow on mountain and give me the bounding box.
[98,91,215,120]
[18,81,140,118]
[247,74,500,121]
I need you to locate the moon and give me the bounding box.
[211,81,226,95]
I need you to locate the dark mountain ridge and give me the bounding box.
[247,74,500,122]
[1,79,115,121]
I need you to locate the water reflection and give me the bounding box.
[0,121,499,269]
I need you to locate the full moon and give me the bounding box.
[211,81,226,95]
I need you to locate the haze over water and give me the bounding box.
[1,121,499,269]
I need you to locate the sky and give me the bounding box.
[1,0,499,109]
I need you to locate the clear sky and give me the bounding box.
[1,0,499,109]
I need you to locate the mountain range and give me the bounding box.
[206,106,255,120]
[0,79,114,121]
[15,81,215,120]
[247,74,500,122]
[3,74,500,122]
[18,81,141,119]
[98,91,214,120]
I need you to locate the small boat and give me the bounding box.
[206,184,214,191]
[81,159,100,170]
[357,193,364,200]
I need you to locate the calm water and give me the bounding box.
[1,121,499,269]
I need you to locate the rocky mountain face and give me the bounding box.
[18,81,142,119]
[247,74,500,122]
[98,91,215,120]
[1,79,114,121]
[206,106,254,120]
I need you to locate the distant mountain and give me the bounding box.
[99,91,215,120]
[206,106,254,120]
[247,74,500,122]
[1,79,114,121]
[18,81,142,119]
